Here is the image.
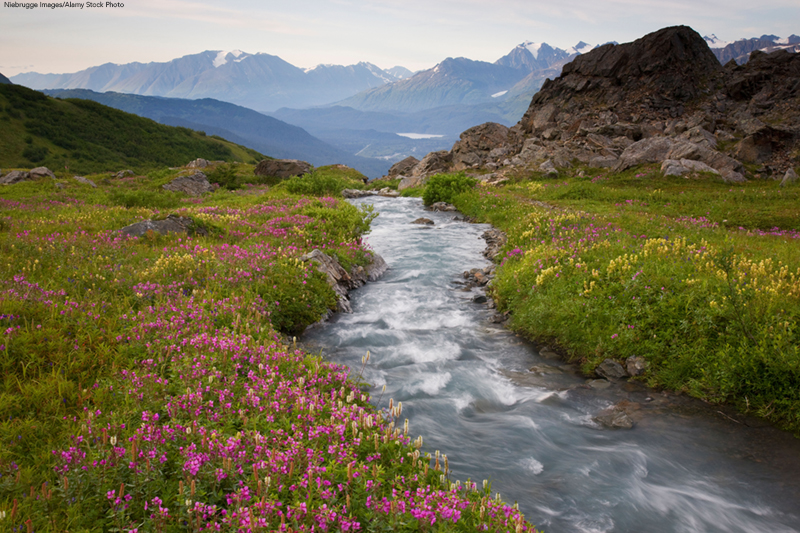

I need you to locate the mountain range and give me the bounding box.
[12,50,413,112]
[704,33,800,64]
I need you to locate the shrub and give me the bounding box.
[422,172,476,205]
[282,168,364,197]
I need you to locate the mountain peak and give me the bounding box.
[703,34,730,48]
[212,50,249,68]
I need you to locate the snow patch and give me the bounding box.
[213,50,245,68]
[491,90,508,98]
[567,41,594,55]
[523,41,544,60]
[703,34,730,49]
[777,36,789,45]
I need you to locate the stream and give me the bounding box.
[302,196,800,533]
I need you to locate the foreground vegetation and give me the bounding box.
[444,165,800,434]
[0,166,534,531]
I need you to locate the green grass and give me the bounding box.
[446,164,800,434]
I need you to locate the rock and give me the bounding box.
[119,214,208,238]
[451,122,509,170]
[733,135,772,163]
[490,313,507,323]
[29,166,55,179]
[594,406,635,429]
[73,176,97,188]
[472,295,487,304]
[301,249,354,313]
[539,160,558,176]
[586,379,611,390]
[397,175,424,191]
[0,170,30,185]
[532,103,559,131]
[341,189,376,199]
[614,137,677,170]
[114,170,134,178]
[661,159,720,177]
[301,249,386,314]
[411,150,452,179]
[411,218,434,225]
[377,188,400,198]
[366,253,388,282]
[186,158,210,169]
[678,126,717,149]
[481,228,507,260]
[163,172,214,197]
[254,159,312,179]
[780,168,799,187]
[626,356,648,377]
[589,155,619,168]
[428,202,457,212]
[595,358,629,380]
[388,156,419,178]
[529,364,564,374]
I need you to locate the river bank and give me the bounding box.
[303,194,800,532]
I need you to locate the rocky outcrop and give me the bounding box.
[408,26,800,183]
[451,122,510,171]
[300,249,388,314]
[119,214,209,238]
[254,159,312,179]
[781,168,799,187]
[388,156,419,178]
[163,172,214,196]
[0,170,31,185]
[114,170,134,178]
[411,151,452,179]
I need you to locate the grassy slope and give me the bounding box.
[451,165,800,434]
[0,84,263,175]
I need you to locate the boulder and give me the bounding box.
[678,127,717,149]
[411,150,452,179]
[539,160,558,176]
[0,170,30,185]
[119,214,208,238]
[781,168,799,187]
[114,170,134,178]
[398,175,424,191]
[341,189,376,199]
[73,176,97,188]
[30,166,55,179]
[254,159,312,179]
[661,159,719,177]
[186,158,210,169]
[388,156,419,178]
[596,358,629,380]
[411,218,434,225]
[163,172,214,197]
[614,137,676,170]
[428,202,457,212]
[626,356,648,377]
[301,248,387,314]
[451,122,509,170]
[377,188,400,198]
[594,407,635,429]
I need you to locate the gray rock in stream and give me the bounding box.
[594,406,635,429]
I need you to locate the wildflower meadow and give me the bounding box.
[0,166,534,532]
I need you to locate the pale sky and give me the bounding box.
[1,0,798,77]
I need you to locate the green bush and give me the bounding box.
[282,169,364,197]
[422,172,476,205]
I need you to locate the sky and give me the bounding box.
[1,0,798,77]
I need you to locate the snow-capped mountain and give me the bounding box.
[703,34,800,64]
[495,40,595,72]
[10,51,410,111]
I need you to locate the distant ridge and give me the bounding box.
[44,89,391,177]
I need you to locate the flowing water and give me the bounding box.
[302,196,800,533]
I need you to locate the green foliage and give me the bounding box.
[0,84,263,175]
[422,172,477,206]
[452,171,800,434]
[108,189,183,209]
[280,166,366,197]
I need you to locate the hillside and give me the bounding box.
[0,84,263,174]
[43,89,391,177]
[0,72,11,85]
